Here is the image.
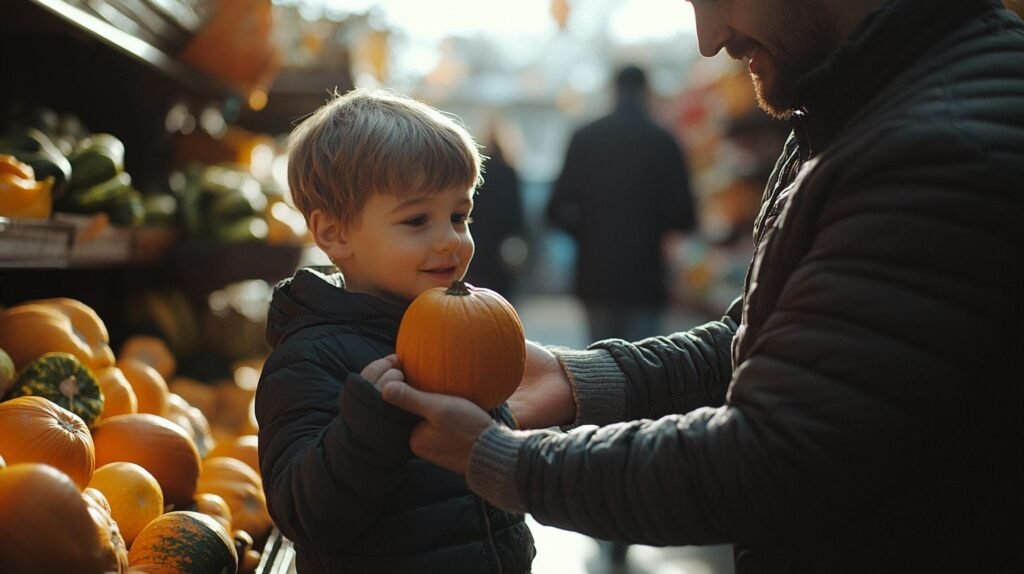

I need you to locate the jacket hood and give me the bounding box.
[265,267,408,348]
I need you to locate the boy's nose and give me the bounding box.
[436,225,462,252]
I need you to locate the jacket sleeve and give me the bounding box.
[255,351,418,552]
[554,297,740,427]
[469,134,1019,546]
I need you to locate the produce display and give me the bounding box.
[0,298,271,574]
[396,280,526,411]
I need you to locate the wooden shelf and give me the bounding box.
[22,0,235,99]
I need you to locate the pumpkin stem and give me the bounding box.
[445,280,471,296]
[59,375,79,399]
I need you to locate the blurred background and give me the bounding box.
[2,1,1020,573]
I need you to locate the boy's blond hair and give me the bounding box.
[287,89,482,228]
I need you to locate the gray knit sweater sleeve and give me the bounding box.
[467,346,629,511]
[554,348,628,427]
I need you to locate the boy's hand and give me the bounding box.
[506,341,577,429]
[361,354,405,391]
[381,381,494,475]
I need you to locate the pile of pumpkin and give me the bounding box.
[0,298,270,574]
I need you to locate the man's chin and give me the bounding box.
[752,75,796,120]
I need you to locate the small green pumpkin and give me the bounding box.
[9,352,104,427]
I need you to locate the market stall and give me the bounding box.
[0,1,308,572]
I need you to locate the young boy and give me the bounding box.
[255,89,535,574]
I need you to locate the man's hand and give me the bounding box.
[507,341,577,429]
[381,380,495,475]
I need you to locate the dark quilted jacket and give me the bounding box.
[256,268,534,573]
[515,0,1024,571]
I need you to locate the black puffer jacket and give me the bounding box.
[484,0,1023,571]
[256,268,534,573]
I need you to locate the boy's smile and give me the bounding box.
[321,185,476,302]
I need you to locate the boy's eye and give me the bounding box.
[452,213,473,225]
[402,215,428,226]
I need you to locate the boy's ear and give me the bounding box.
[308,209,353,261]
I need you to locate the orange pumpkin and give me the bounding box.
[88,462,165,546]
[0,395,96,489]
[128,511,237,574]
[95,366,139,418]
[0,302,115,370]
[91,413,201,508]
[82,487,131,571]
[197,457,272,540]
[120,335,176,380]
[0,463,118,574]
[207,434,259,474]
[117,357,170,416]
[396,280,526,410]
[189,492,234,534]
[165,393,215,458]
[167,376,218,421]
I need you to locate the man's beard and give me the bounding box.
[747,5,841,119]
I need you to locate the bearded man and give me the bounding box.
[374,1,1024,571]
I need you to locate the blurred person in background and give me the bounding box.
[463,116,528,302]
[374,0,1024,572]
[546,64,697,348]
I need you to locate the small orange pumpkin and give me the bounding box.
[120,335,176,380]
[207,434,259,474]
[396,280,526,410]
[91,413,201,508]
[117,357,170,417]
[165,393,215,458]
[0,463,117,574]
[197,457,272,541]
[88,462,165,546]
[167,376,218,421]
[0,395,96,489]
[82,487,131,572]
[188,492,234,534]
[95,366,139,418]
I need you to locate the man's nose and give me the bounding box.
[691,3,732,58]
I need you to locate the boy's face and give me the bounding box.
[331,185,476,302]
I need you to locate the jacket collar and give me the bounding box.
[790,0,1000,159]
[265,267,408,348]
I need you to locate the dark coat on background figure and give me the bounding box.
[464,155,526,299]
[547,95,696,307]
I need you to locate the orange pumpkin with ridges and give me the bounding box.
[396,280,526,410]
[0,395,95,489]
[91,413,201,508]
